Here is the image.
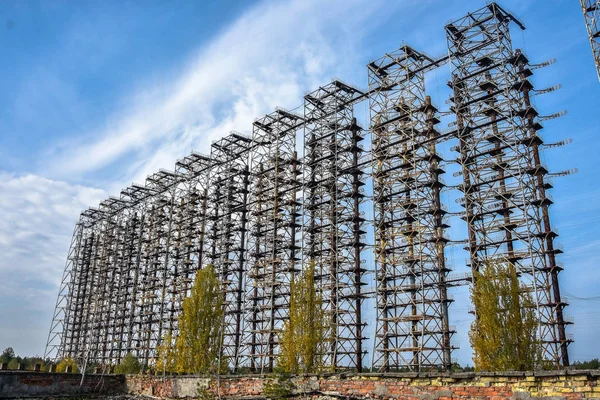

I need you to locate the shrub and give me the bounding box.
[114,353,142,374]
[56,357,78,373]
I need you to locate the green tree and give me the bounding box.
[0,347,15,364]
[157,266,224,374]
[155,330,176,373]
[26,357,46,371]
[277,263,325,373]
[7,359,19,370]
[572,358,600,370]
[469,260,540,371]
[114,353,142,374]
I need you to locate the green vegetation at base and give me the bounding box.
[0,347,15,364]
[56,357,79,373]
[114,352,142,374]
[156,265,224,374]
[572,358,600,370]
[0,347,49,371]
[469,261,541,371]
[263,377,295,400]
[277,263,326,374]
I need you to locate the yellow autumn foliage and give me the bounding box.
[277,263,325,373]
[156,265,224,374]
[469,260,541,371]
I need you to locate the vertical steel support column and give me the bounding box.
[97,198,129,365]
[512,50,572,366]
[581,0,600,80]
[113,206,136,363]
[303,80,366,371]
[368,46,452,371]
[44,219,85,362]
[76,208,106,367]
[142,170,181,366]
[208,133,251,371]
[245,109,303,372]
[174,153,213,314]
[119,184,153,364]
[445,2,569,367]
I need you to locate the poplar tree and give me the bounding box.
[156,265,224,374]
[278,263,325,373]
[155,330,176,373]
[469,260,541,371]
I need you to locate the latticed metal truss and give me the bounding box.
[44,220,83,362]
[445,3,571,367]
[581,0,600,80]
[114,184,154,364]
[368,46,453,372]
[164,153,214,354]
[139,170,182,364]
[45,2,572,373]
[303,81,368,371]
[244,109,303,372]
[207,133,251,371]
[92,197,131,365]
[58,209,105,365]
[44,157,213,368]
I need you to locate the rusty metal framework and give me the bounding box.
[55,210,104,365]
[445,3,571,367]
[303,81,368,371]
[44,157,213,368]
[581,0,600,80]
[207,133,251,371]
[114,184,154,365]
[165,153,214,352]
[45,2,572,373]
[244,109,303,372]
[368,46,454,372]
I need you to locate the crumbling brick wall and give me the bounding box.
[126,370,600,399]
[0,371,124,398]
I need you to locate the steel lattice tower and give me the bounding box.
[94,197,127,365]
[165,153,214,354]
[45,2,573,372]
[118,183,155,366]
[105,198,135,364]
[56,210,101,364]
[137,170,181,365]
[368,46,453,372]
[173,153,213,300]
[44,157,215,368]
[73,206,118,367]
[303,81,367,371]
[581,0,600,80]
[445,3,571,367]
[244,109,303,372]
[207,133,251,371]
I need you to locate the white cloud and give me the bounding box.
[5,0,391,357]
[0,172,105,355]
[15,0,591,365]
[48,0,389,189]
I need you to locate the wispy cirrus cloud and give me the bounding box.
[47,0,393,189]
[4,0,393,357]
[8,0,597,364]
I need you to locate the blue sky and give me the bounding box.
[0,0,598,366]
